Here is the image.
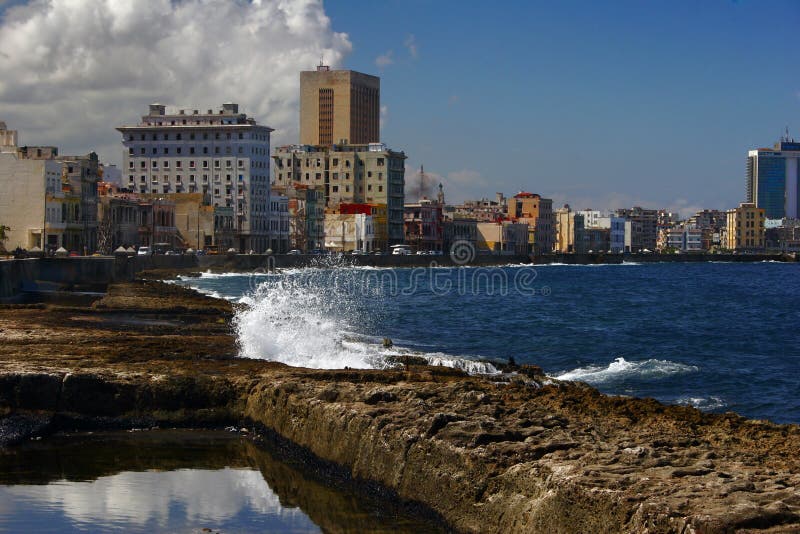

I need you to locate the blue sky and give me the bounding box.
[325,0,800,213]
[0,0,797,215]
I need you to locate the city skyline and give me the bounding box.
[0,0,798,216]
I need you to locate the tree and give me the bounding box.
[0,225,9,254]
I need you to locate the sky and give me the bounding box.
[1,0,798,216]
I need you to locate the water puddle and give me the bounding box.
[0,430,444,533]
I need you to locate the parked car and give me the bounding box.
[137,246,152,256]
[288,249,302,255]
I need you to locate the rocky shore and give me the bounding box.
[1,280,800,532]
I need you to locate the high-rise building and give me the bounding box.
[117,103,274,252]
[299,66,380,146]
[746,137,800,219]
[615,207,658,252]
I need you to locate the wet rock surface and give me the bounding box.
[1,280,799,533]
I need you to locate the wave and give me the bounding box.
[674,396,726,411]
[555,357,699,384]
[233,268,499,372]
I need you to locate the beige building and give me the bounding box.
[507,192,554,254]
[0,123,99,253]
[725,202,765,251]
[555,205,586,253]
[476,221,529,255]
[300,66,380,146]
[273,143,405,246]
[323,211,374,252]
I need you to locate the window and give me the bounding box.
[152,147,157,155]
[190,147,195,155]
[226,160,232,168]
[140,148,145,155]
[163,161,169,168]
[214,147,220,154]
[190,133,195,140]
[214,161,220,168]
[176,133,182,140]
[333,158,338,166]
[176,147,182,155]
[189,160,195,168]
[238,160,244,168]
[129,161,134,169]
[332,185,339,192]
[152,160,158,168]
[202,160,209,168]
[163,147,169,155]
[176,161,181,168]
[203,147,208,154]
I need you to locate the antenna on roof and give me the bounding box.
[317,55,330,72]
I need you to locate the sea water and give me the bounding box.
[179,262,800,424]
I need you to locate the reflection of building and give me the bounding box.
[476,221,529,255]
[300,66,380,146]
[0,123,101,253]
[725,202,765,251]
[507,192,554,254]
[117,103,274,253]
[746,137,800,219]
[273,143,405,247]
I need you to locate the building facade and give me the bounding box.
[117,103,274,252]
[615,207,658,252]
[725,202,765,251]
[476,221,529,255]
[746,138,800,219]
[555,205,585,253]
[404,198,444,252]
[299,66,380,146]
[273,143,406,247]
[507,192,554,254]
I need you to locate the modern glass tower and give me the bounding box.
[747,138,800,219]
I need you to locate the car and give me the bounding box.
[137,246,152,256]
[288,249,302,255]
[372,251,383,255]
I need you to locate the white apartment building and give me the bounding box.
[117,103,274,252]
[578,209,611,229]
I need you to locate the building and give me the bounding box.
[0,123,101,253]
[507,192,554,254]
[404,197,443,252]
[615,207,658,252]
[273,143,406,247]
[725,202,765,251]
[555,205,585,253]
[324,209,374,252]
[476,221,529,255]
[284,184,325,252]
[664,226,703,252]
[299,65,380,146]
[451,193,507,222]
[268,194,289,253]
[578,209,611,229]
[765,219,800,252]
[610,216,631,253]
[117,103,274,253]
[746,136,800,219]
[443,217,478,255]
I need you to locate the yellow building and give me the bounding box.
[300,66,380,146]
[725,202,765,251]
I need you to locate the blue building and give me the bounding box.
[746,138,800,219]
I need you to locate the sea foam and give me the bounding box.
[556,357,698,384]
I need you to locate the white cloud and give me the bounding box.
[379,104,388,130]
[375,50,393,68]
[403,34,418,59]
[0,0,352,165]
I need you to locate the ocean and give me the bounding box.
[178,261,800,424]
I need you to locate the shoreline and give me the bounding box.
[1,280,800,532]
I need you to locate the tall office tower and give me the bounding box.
[117,103,274,252]
[746,136,800,219]
[300,65,380,146]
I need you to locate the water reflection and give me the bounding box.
[0,430,444,533]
